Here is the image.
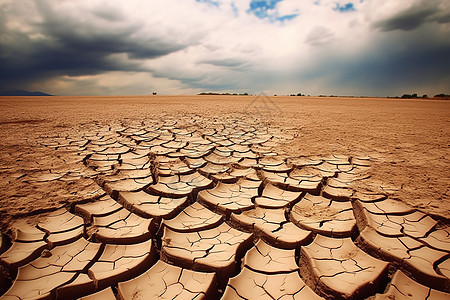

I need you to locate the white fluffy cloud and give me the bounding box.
[0,0,449,96]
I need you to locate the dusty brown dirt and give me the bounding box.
[0,95,448,227]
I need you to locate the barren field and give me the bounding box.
[0,95,449,299]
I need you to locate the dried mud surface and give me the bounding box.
[0,95,449,299]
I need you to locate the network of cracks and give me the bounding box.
[0,117,449,299]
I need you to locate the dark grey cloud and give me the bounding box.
[200,58,248,68]
[0,0,449,96]
[0,1,187,91]
[434,12,450,24]
[300,27,450,96]
[374,2,438,31]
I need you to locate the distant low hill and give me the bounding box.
[0,90,53,96]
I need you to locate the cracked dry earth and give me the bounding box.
[0,117,449,300]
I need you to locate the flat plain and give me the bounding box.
[0,95,449,299]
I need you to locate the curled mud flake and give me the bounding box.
[243,239,298,274]
[437,258,450,280]
[160,223,253,285]
[109,169,153,182]
[161,140,188,150]
[231,207,312,249]
[420,227,450,252]
[288,156,323,167]
[198,179,260,216]
[322,185,354,201]
[232,149,258,160]
[92,208,154,244]
[352,191,387,203]
[37,208,85,247]
[301,235,389,299]
[327,178,353,189]
[351,157,372,167]
[222,267,322,299]
[148,172,213,198]
[86,158,119,172]
[336,171,371,183]
[198,162,230,177]
[97,144,131,156]
[323,155,351,166]
[1,238,101,299]
[260,183,301,204]
[0,240,48,270]
[314,162,340,177]
[181,143,215,158]
[204,152,241,165]
[118,190,188,219]
[119,151,149,161]
[235,157,259,168]
[357,228,449,292]
[103,176,154,197]
[10,219,46,242]
[254,196,288,209]
[118,156,152,171]
[254,181,303,208]
[356,198,415,215]
[290,194,356,237]
[75,194,123,222]
[117,260,217,300]
[88,240,155,290]
[357,207,437,238]
[37,208,84,234]
[262,169,322,194]
[138,138,166,149]
[258,157,292,173]
[374,270,450,300]
[184,157,207,169]
[88,153,120,162]
[162,201,224,233]
[156,157,193,176]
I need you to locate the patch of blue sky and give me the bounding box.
[231,2,239,16]
[247,0,298,22]
[196,0,220,7]
[334,3,356,12]
[277,14,298,22]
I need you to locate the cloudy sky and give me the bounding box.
[1,0,449,96]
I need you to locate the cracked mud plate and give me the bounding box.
[1,118,449,300]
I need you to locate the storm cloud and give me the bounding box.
[0,0,449,96]
[373,2,439,31]
[0,0,190,90]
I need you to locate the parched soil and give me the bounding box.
[0,95,448,299]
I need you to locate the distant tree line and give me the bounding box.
[391,93,450,100]
[434,93,450,99]
[196,91,449,99]
[198,92,249,95]
[400,93,425,99]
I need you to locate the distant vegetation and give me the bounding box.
[390,93,450,100]
[400,93,426,99]
[434,93,450,99]
[198,92,249,95]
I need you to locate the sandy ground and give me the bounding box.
[0,95,449,228]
